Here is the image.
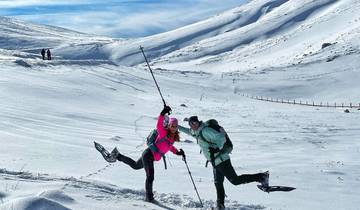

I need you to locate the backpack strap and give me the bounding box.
[148,136,171,170]
[199,126,231,150]
[199,127,218,167]
[200,126,230,167]
[199,127,219,146]
[156,136,172,145]
[148,136,172,155]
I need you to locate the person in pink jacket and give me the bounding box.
[110,105,185,202]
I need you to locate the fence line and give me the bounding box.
[240,93,360,109]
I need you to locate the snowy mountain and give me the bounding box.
[1,0,360,210]
[54,0,360,70]
[0,16,115,61]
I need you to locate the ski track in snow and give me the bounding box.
[0,169,264,210]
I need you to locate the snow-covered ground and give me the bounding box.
[1,0,360,209]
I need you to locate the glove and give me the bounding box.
[160,105,172,116]
[209,147,220,154]
[176,149,186,161]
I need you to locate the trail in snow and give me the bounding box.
[0,169,264,210]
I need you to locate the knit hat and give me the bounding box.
[168,117,178,127]
[188,116,199,125]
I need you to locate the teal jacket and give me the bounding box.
[179,122,230,166]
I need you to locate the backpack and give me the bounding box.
[146,129,168,169]
[146,129,158,146]
[200,119,233,154]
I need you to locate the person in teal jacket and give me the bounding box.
[178,116,269,210]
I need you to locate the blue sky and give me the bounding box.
[0,0,246,38]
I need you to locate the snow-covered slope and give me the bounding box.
[151,0,360,101]
[57,0,358,69]
[0,16,115,60]
[1,0,360,209]
[2,0,359,70]
[1,58,359,210]
[152,0,359,70]
[0,16,95,48]
[100,0,293,65]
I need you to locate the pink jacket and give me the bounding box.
[151,115,178,161]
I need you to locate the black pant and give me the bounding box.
[117,148,155,199]
[213,159,262,205]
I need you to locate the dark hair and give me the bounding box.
[188,116,199,125]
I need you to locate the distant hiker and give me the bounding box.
[41,48,45,60]
[95,105,186,202]
[46,49,52,60]
[178,116,269,210]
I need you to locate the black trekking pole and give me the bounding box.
[183,159,204,208]
[139,46,167,106]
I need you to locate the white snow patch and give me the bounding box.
[0,196,70,210]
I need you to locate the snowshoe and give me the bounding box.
[257,185,296,193]
[94,141,117,163]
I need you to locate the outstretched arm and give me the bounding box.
[178,125,192,136]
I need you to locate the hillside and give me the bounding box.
[0,0,360,210]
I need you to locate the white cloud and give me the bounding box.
[0,0,85,8]
[8,0,245,38]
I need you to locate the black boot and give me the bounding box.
[110,147,123,161]
[216,202,225,210]
[145,192,154,202]
[260,171,269,187]
[145,179,154,202]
